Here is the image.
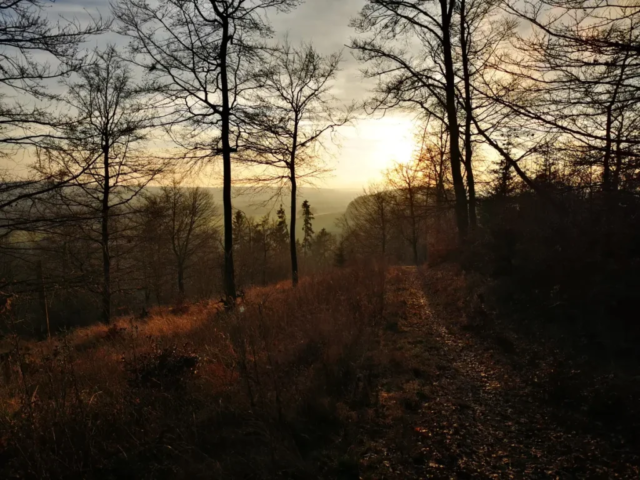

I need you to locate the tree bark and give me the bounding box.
[289,114,300,287]
[290,174,299,286]
[460,0,477,230]
[101,142,111,324]
[220,16,237,300]
[441,0,469,244]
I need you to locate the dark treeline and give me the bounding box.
[0,0,347,333]
[345,0,640,356]
[1,0,640,351]
[0,178,341,333]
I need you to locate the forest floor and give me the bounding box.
[356,266,640,479]
[3,265,640,478]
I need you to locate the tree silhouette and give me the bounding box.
[114,0,300,300]
[242,41,352,285]
[301,200,315,253]
[35,47,162,323]
[351,0,469,244]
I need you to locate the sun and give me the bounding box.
[375,116,418,166]
[354,114,418,175]
[319,114,420,189]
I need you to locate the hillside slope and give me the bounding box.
[2,266,638,478]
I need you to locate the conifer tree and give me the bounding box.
[275,205,289,248]
[301,200,315,253]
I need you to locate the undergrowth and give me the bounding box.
[0,263,386,479]
[418,263,640,451]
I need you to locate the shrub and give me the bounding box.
[0,263,387,479]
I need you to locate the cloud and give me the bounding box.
[5,0,406,189]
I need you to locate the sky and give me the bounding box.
[270,0,420,189]
[6,0,420,191]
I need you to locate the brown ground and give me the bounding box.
[2,265,639,479]
[355,267,639,479]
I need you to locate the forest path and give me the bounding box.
[355,266,638,479]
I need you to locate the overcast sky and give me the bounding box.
[10,0,419,190]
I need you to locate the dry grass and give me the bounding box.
[0,264,387,479]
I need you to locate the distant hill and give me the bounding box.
[309,212,345,234]
[222,187,358,235]
[208,187,359,216]
[147,186,359,235]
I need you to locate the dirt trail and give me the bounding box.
[357,267,639,479]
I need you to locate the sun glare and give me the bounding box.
[370,116,418,167]
[333,115,419,188]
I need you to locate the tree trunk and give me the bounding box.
[441,0,469,243]
[603,103,614,193]
[290,170,299,286]
[460,0,477,230]
[177,261,185,297]
[381,203,387,256]
[220,17,237,300]
[36,260,50,339]
[101,144,111,324]
[601,59,626,257]
[411,231,419,265]
[613,128,623,191]
[409,193,419,265]
[262,235,268,286]
[289,115,300,287]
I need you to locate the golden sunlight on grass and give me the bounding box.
[0,265,388,478]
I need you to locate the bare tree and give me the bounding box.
[0,0,107,211]
[114,0,300,300]
[456,0,512,228]
[242,42,352,286]
[144,183,219,300]
[0,0,107,149]
[342,182,392,258]
[351,0,470,244]
[480,0,640,191]
[385,160,428,265]
[36,47,162,323]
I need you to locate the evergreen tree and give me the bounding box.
[491,158,515,198]
[275,204,289,248]
[234,210,247,232]
[491,132,518,198]
[301,200,315,253]
[233,211,249,252]
[256,214,273,285]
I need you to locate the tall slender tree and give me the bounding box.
[352,0,469,243]
[243,42,352,285]
[386,161,427,265]
[301,200,315,253]
[147,184,218,299]
[36,47,161,323]
[114,0,300,300]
